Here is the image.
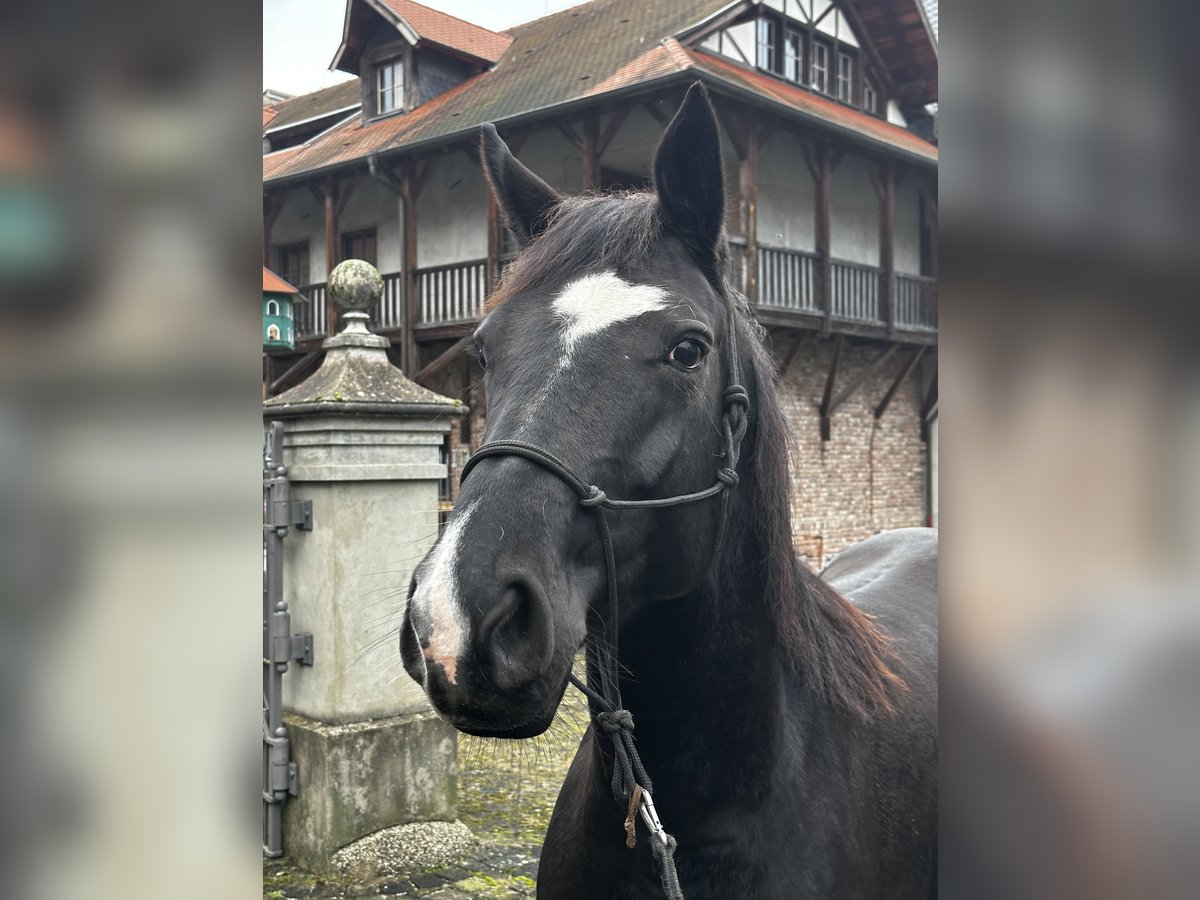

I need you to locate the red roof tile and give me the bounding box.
[263,267,300,294]
[379,0,512,64]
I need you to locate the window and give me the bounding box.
[376,59,404,115]
[267,324,281,341]
[265,299,280,316]
[811,43,828,93]
[341,228,377,266]
[784,30,803,83]
[277,241,309,288]
[836,52,854,102]
[863,78,878,114]
[756,19,776,72]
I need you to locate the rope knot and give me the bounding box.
[723,384,749,411]
[596,708,634,735]
[580,485,608,507]
[716,467,739,487]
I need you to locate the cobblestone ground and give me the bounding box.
[264,688,589,899]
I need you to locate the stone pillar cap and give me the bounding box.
[264,260,463,419]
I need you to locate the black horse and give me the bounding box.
[402,84,937,899]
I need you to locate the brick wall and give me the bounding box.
[775,337,931,568]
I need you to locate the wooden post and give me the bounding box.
[880,161,895,334]
[485,188,499,291]
[401,163,419,375]
[263,192,286,266]
[323,177,338,335]
[741,120,759,306]
[816,143,833,336]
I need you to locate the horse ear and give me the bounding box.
[480,123,561,248]
[653,82,725,266]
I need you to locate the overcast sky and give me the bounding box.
[263,0,582,95]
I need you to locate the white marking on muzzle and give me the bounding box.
[412,503,475,685]
[552,272,668,359]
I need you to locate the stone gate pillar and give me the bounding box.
[264,260,470,878]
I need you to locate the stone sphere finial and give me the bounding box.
[328,259,383,315]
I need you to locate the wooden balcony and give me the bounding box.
[293,247,936,346]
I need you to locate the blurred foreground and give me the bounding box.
[0,0,1198,898]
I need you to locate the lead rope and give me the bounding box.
[460,288,750,900]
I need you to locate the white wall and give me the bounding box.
[415,150,488,268]
[270,185,325,282]
[517,128,581,194]
[338,173,402,274]
[756,130,816,251]
[894,178,922,275]
[830,153,879,265]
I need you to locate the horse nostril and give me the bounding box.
[477,579,554,691]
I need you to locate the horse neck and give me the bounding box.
[605,509,791,807]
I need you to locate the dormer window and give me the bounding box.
[863,78,878,114]
[756,19,776,71]
[811,43,828,94]
[836,52,853,103]
[784,30,803,83]
[376,59,404,115]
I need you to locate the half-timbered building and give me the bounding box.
[263,0,938,563]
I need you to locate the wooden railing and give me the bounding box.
[377,272,405,332]
[830,259,883,323]
[418,258,487,324]
[757,245,819,312]
[294,282,327,341]
[293,255,936,345]
[893,273,937,331]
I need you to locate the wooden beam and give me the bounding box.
[595,107,630,156]
[415,334,474,386]
[880,161,895,334]
[819,334,845,441]
[485,187,499,291]
[333,176,356,219]
[816,143,833,335]
[830,342,901,414]
[323,176,338,335]
[413,156,438,199]
[741,114,759,304]
[641,101,670,127]
[875,346,926,420]
[269,350,322,395]
[557,123,584,154]
[401,161,420,374]
[778,330,813,378]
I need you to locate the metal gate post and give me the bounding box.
[263,420,314,858]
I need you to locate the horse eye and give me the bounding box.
[668,338,706,369]
[471,344,487,370]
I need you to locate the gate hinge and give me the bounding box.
[273,632,314,666]
[290,500,313,531]
[287,762,300,797]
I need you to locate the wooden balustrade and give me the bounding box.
[417,258,487,324]
[291,256,936,347]
[893,273,938,331]
[830,259,884,324]
[757,245,819,312]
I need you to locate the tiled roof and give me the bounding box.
[264,79,361,134]
[264,0,936,184]
[263,107,279,129]
[263,267,300,294]
[687,50,937,162]
[379,0,512,64]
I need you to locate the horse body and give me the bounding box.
[401,84,937,899]
[538,531,937,900]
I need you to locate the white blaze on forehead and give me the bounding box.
[552,272,669,356]
[412,503,475,685]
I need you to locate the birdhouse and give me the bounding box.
[263,267,305,349]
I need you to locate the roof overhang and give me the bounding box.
[264,65,935,190]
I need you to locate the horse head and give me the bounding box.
[401,84,747,738]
